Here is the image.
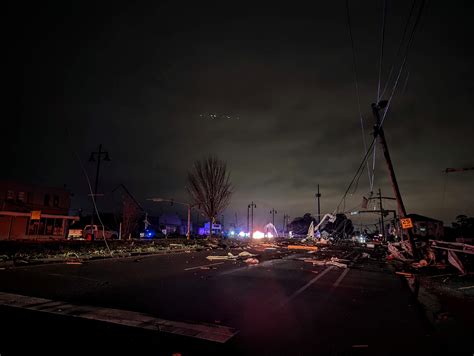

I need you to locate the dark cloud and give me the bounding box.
[5,1,474,230]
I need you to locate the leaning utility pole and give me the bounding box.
[372,101,418,258]
[315,184,321,225]
[88,144,111,240]
[378,188,385,239]
[270,208,277,226]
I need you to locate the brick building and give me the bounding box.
[0,180,79,240]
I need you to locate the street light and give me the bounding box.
[148,198,193,240]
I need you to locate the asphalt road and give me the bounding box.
[0,244,457,355]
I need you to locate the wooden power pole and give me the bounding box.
[372,101,419,258]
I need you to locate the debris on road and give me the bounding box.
[288,245,318,251]
[326,260,348,268]
[300,256,347,268]
[395,271,414,277]
[412,259,428,268]
[206,251,257,261]
[238,251,256,258]
[244,258,259,265]
[206,254,232,261]
[387,243,409,261]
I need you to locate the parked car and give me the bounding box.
[68,225,118,240]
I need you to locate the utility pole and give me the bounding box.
[247,204,250,235]
[270,208,277,226]
[88,144,110,240]
[377,188,385,240]
[283,213,289,236]
[372,101,418,258]
[315,184,321,225]
[249,202,256,238]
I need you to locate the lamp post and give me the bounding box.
[315,184,321,225]
[148,198,192,240]
[88,144,110,240]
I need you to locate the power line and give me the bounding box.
[380,0,417,99]
[380,0,426,128]
[377,0,387,103]
[345,0,373,190]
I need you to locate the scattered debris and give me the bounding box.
[238,251,256,258]
[288,245,318,251]
[395,271,414,277]
[361,252,370,259]
[388,243,408,261]
[447,250,466,275]
[244,258,259,265]
[366,243,375,249]
[326,261,348,268]
[400,240,414,257]
[169,244,185,249]
[300,257,347,268]
[206,255,230,261]
[206,251,257,261]
[412,259,429,268]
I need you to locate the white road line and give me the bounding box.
[184,262,225,271]
[332,268,350,288]
[0,291,237,343]
[280,266,334,307]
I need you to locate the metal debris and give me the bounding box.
[244,258,259,265]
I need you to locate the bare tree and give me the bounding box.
[122,195,142,239]
[187,156,232,238]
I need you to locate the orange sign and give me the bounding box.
[30,211,41,220]
[400,218,413,229]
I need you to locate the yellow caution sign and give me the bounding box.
[30,211,41,220]
[400,218,413,229]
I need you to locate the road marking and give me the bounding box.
[332,268,350,288]
[184,262,225,271]
[280,266,334,307]
[0,291,237,343]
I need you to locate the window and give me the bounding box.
[6,190,15,201]
[17,191,25,203]
[53,195,59,207]
[44,194,50,206]
[27,218,64,236]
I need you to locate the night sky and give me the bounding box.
[5,1,474,230]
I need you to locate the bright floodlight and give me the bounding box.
[253,231,265,239]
